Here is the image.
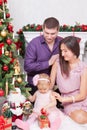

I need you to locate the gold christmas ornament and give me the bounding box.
[1,30,7,37]
[25,26,29,29]
[5,51,9,56]
[17,77,22,83]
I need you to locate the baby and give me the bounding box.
[15,73,63,130]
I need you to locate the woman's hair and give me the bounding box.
[43,17,60,30]
[59,36,80,77]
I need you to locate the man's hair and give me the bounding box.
[43,17,60,30]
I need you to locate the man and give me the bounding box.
[24,17,62,95]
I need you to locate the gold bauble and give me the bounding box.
[25,26,29,29]
[5,51,9,56]
[17,77,22,83]
[1,30,7,37]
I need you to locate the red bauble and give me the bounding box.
[0,89,4,96]
[7,24,13,32]
[17,29,23,34]
[0,21,2,25]
[6,38,12,45]
[3,65,9,71]
[10,58,15,63]
[6,13,10,18]
[0,42,4,56]
[0,0,3,6]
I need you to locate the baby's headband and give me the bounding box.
[33,74,50,86]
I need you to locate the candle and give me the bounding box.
[3,2,6,19]
[13,33,14,39]
[4,11,6,19]
[2,46,4,54]
[7,3,9,9]
[12,77,15,85]
[18,49,20,55]
[6,80,8,96]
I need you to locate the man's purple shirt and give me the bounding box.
[24,35,62,85]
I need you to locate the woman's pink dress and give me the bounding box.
[56,61,87,115]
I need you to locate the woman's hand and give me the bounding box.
[53,92,63,102]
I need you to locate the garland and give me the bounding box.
[22,23,87,32]
[16,23,87,58]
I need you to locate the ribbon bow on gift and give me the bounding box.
[0,116,5,130]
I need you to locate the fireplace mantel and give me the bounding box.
[23,31,87,61]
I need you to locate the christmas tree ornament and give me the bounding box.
[7,23,13,32]
[1,30,7,37]
[5,50,9,56]
[16,77,22,83]
[6,38,12,45]
[10,58,15,63]
[14,60,21,75]
[0,89,4,96]
[9,51,13,57]
[0,20,2,25]
[0,0,3,6]
[2,64,9,71]
[6,13,10,18]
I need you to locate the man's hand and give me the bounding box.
[49,54,59,66]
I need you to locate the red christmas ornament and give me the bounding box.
[81,25,87,31]
[0,21,2,25]
[10,58,15,63]
[3,65,9,71]
[36,25,42,31]
[0,0,3,6]
[7,24,13,32]
[4,0,7,3]
[6,13,10,18]
[17,29,23,34]
[0,42,4,56]
[0,89,4,96]
[6,38,12,45]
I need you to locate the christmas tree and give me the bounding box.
[0,0,30,98]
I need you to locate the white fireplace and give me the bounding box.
[23,31,87,61]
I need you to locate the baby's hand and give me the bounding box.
[53,92,62,102]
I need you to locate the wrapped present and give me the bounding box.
[0,116,12,130]
[38,115,50,129]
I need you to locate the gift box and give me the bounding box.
[38,115,50,129]
[0,116,12,130]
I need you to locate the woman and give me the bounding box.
[50,36,87,124]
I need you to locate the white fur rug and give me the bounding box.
[15,117,87,130]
